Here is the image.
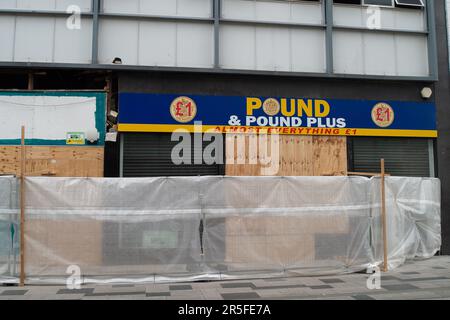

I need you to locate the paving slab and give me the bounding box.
[1,256,450,300]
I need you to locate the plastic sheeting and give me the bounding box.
[0,175,441,284]
[0,176,19,284]
[371,177,441,270]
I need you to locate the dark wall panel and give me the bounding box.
[118,72,429,102]
[434,0,450,255]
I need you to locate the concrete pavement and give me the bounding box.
[1,256,450,300]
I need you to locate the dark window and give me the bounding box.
[363,0,394,6]
[395,0,424,7]
[334,0,424,8]
[334,0,361,4]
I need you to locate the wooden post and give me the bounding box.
[380,158,388,272]
[27,72,34,90]
[19,126,26,286]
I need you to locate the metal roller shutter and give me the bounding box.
[122,133,223,177]
[351,137,432,177]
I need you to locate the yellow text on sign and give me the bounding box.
[246,97,330,117]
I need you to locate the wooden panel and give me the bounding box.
[225,215,349,264]
[294,135,314,176]
[278,135,292,176]
[312,136,347,176]
[225,134,347,176]
[0,146,104,177]
[226,134,262,176]
[226,216,348,236]
[25,219,103,273]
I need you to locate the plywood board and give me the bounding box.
[25,219,103,274]
[312,136,347,176]
[225,215,349,264]
[294,135,314,176]
[0,146,104,177]
[225,134,347,176]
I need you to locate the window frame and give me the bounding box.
[362,0,395,8]
[394,0,425,8]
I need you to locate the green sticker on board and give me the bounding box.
[66,132,85,145]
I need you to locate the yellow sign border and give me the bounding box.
[118,124,438,138]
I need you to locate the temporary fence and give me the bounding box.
[0,175,441,284]
[0,176,19,284]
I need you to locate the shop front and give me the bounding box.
[117,88,437,178]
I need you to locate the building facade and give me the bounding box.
[0,0,449,253]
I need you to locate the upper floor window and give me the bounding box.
[333,0,424,8]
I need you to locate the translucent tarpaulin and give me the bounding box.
[0,175,441,284]
[0,176,19,284]
[370,177,441,270]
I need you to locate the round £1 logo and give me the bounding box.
[371,103,394,128]
[170,96,197,123]
[263,98,280,116]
